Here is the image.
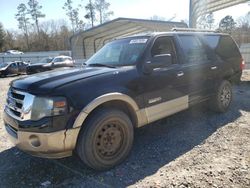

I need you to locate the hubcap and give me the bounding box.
[96,122,123,158]
[220,85,231,107]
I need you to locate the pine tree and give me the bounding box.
[219,15,236,33]
[85,0,96,27]
[63,0,83,32]
[15,3,30,49]
[94,0,113,24]
[27,0,45,33]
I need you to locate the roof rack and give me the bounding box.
[172,27,216,33]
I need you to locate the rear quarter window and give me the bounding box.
[202,35,241,60]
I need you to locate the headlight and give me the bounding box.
[31,97,67,120]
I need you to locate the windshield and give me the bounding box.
[38,57,53,64]
[86,37,149,66]
[0,62,9,68]
[52,58,64,63]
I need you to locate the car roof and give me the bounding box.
[117,31,229,40]
[54,55,72,58]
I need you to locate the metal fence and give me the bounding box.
[0,51,71,64]
[240,44,250,69]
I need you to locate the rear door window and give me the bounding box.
[179,35,208,64]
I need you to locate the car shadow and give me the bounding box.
[0,82,249,187]
[0,74,25,78]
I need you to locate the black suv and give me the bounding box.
[3,31,244,170]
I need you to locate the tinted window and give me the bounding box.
[10,63,16,67]
[202,35,241,60]
[53,58,64,63]
[151,36,176,63]
[179,35,208,63]
[38,57,53,64]
[151,37,173,56]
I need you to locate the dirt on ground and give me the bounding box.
[0,71,249,188]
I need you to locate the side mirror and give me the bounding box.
[143,54,172,73]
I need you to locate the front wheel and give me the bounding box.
[209,80,233,113]
[76,108,134,170]
[0,72,6,77]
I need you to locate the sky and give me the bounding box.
[0,0,249,30]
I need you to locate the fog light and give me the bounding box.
[29,135,41,147]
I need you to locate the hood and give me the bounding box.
[11,67,115,94]
[28,63,47,67]
[0,67,7,71]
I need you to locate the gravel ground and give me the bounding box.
[0,71,249,188]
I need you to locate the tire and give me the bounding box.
[209,80,232,113]
[0,72,6,78]
[76,108,134,170]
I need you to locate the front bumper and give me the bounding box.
[3,109,80,159]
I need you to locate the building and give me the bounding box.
[70,18,188,60]
[189,0,249,27]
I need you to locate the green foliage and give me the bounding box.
[219,15,236,33]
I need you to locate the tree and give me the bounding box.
[219,15,236,33]
[237,12,250,29]
[84,0,96,27]
[235,12,250,44]
[150,15,166,21]
[94,0,113,24]
[27,0,45,33]
[63,0,75,31]
[63,0,83,32]
[15,3,30,49]
[4,30,15,50]
[0,23,5,52]
[72,8,85,31]
[197,13,214,29]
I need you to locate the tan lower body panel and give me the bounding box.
[144,95,189,124]
[7,127,80,159]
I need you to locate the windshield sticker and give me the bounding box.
[129,39,148,44]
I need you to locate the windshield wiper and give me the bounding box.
[87,63,116,68]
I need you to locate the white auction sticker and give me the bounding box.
[129,39,148,44]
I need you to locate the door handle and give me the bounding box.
[211,66,217,70]
[177,71,184,77]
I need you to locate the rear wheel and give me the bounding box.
[209,80,232,113]
[76,108,134,170]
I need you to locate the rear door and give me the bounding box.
[8,63,18,74]
[53,57,66,68]
[18,62,26,73]
[177,34,213,103]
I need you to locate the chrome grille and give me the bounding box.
[5,88,35,121]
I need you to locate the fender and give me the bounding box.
[72,92,148,128]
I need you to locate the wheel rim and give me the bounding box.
[220,85,231,107]
[95,121,124,159]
